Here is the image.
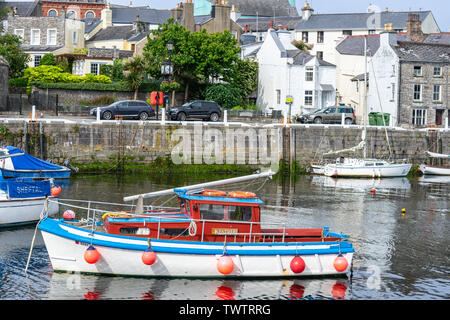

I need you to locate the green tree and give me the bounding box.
[40,53,56,66]
[123,56,148,100]
[101,59,124,82]
[204,84,241,110]
[143,19,241,102]
[0,7,8,33]
[227,58,258,105]
[0,34,30,78]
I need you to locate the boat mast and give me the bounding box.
[363,35,368,159]
[123,170,275,202]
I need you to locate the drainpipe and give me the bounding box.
[396,60,402,127]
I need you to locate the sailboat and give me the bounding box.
[419,151,450,176]
[322,36,412,178]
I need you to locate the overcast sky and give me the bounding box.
[6,0,449,31]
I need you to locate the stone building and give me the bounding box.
[0,55,8,111]
[171,0,242,41]
[5,14,85,67]
[368,21,450,128]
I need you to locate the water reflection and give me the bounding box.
[45,272,351,300]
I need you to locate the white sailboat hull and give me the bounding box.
[419,165,450,176]
[324,162,412,178]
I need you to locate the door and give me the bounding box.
[116,101,129,116]
[435,109,443,126]
[188,102,203,118]
[323,107,336,123]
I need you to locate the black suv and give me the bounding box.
[167,100,222,122]
[90,100,155,120]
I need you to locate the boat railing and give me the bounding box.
[47,198,291,244]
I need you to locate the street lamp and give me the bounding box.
[160,40,174,120]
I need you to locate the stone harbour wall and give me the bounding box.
[0,120,448,169]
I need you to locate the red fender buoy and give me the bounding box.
[290,256,306,274]
[217,255,234,275]
[84,245,100,264]
[51,186,61,196]
[142,248,157,265]
[334,254,348,272]
[63,210,76,220]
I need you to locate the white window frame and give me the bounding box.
[304,90,313,106]
[48,9,58,17]
[412,109,426,126]
[413,66,422,77]
[413,84,422,101]
[31,29,41,45]
[90,62,100,75]
[47,29,57,46]
[305,66,314,81]
[433,85,441,102]
[433,66,442,77]
[34,55,42,67]
[14,29,24,39]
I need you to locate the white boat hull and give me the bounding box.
[419,165,450,176]
[40,220,353,278]
[0,197,59,227]
[311,165,324,174]
[324,163,412,178]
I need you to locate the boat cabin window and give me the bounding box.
[365,162,374,166]
[198,203,252,221]
[376,163,385,166]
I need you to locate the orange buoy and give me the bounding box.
[228,191,256,198]
[63,210,76,220]
[217,255,234,275]
[202,190,227,197]
[333,254,348,272]
[51,186,61,196]
[84,245,100,264]
[290,256,306,274]
[142,248,157,265]
[371,188,376,194]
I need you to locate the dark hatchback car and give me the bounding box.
[90,100,156,120]
[167,100,222,122]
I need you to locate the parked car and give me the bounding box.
[167,100,222,122]
[296,108,326,123]
[303,106,356,125]
[90,100,156,120]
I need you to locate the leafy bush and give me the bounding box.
[204,84,241,109]
[40,53,56,66]
[8,77,28,87]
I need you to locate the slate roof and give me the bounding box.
[88,25,134,41]
[82,18,102,34]
[295,11,432,31]
[237,16,302,32]
[394,41,450,63]
[110,7,171,25]
[0,1,39,17]
[215,0,298,17]
[21,45,64,52]
[337,33,450,56]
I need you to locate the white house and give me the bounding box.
[294,1,441,65]
[256,27,336,117]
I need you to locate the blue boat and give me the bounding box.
[0,146,71,179]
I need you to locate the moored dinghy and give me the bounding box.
[37,171,354,278]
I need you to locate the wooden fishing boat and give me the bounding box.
[37,171,354,278]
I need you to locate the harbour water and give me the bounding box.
[0,173,448,300]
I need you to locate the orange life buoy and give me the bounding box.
[202,190,227,197]
[228,191,256,198]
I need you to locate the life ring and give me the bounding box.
[202,190,227,197]
[228,191,256,198]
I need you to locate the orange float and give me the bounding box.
[217,255,234,275]
[51,186,62,196]
[142,248,157,265]
[333,254,348,272]
[84,245,100,264]
[227,191,256,198]
[290,256,306,274]
[202,190,227,197]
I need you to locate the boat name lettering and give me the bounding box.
[212,228,238,235]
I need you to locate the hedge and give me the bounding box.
[32,80,169,92]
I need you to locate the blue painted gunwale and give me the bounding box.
[38,218,354,256]
[0,169,71,179]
